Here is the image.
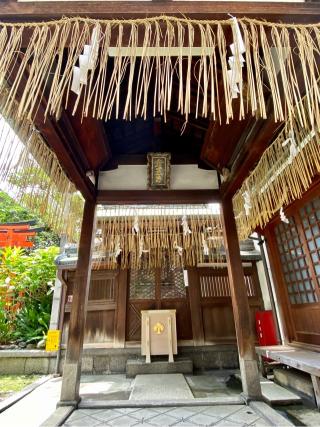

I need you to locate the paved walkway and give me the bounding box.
[64,405,272,426]
[0,376,61,427]
[0,372,297,426]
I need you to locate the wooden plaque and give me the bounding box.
[147,152,171,190]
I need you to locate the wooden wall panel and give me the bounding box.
[61,264,263,346]
[199,266,263,344]
[291,304,320,346]
[62,310,115,344]
[202,303,236,342]
[62,269,118,345]
[85,310,115,343]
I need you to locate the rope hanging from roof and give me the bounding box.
[0,86,83,240]
[0,16,320,128]
[233,93,320,240]
[94,206,224,269]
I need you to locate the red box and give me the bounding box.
[255,310,278,346]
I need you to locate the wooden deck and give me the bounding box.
[256,345,320,409]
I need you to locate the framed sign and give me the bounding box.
[147,152,171,190]
[45,329,61,352]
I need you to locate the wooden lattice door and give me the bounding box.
[126,263,192,342]
[272,194,320,345]
[126,269,156,341]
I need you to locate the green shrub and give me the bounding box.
[0,246,59,345]
[0,300,14,344]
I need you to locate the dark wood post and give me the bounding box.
[59,199,96,405]
[114,269,128,348]
[187,267,205,345]
[221,198,261,399]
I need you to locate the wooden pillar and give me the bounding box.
[59,199,96,405]
[264,228,295,344]
[221,198,261,399]
[114,269,128,348]
[187,267,205,346]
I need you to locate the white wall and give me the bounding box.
[98,164,219,190]
[256,260,272,310]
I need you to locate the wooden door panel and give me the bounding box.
[126,300,156,341]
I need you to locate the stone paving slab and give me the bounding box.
[249,401,294,426]
[63,403,289,426]
[80,374,133,401]
[130,374,194,401]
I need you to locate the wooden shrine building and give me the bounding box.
[55,235,264,348]
[1,0,320,407]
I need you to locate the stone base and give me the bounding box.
[274,367,315,403]
[126,357,193,378]
[56,400,80,408]
[0,344,239,375]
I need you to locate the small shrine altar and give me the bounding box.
[141,309,177,363]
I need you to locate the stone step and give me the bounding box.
[129,373,194,400]
[274,367,315,402]
[126,357,193,378]
[231,372,302,406]
[260,379,302,406]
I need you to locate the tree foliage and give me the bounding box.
[0,191,60,345]
[0,192,31,223]
[0,191,60,249]
[8,166,84,241]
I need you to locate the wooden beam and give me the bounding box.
[221,51,317,199]
[97,189,221,205]
[57,112,92,173]
[201,116,254,173]
[6,56,96,201]
[59,199,96,405]
[221,111,283,198]
[187,268,205,346]
[221,197,261,399]
[65,95,111,173]
[1,2,320,21]
[36,112,96,201]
